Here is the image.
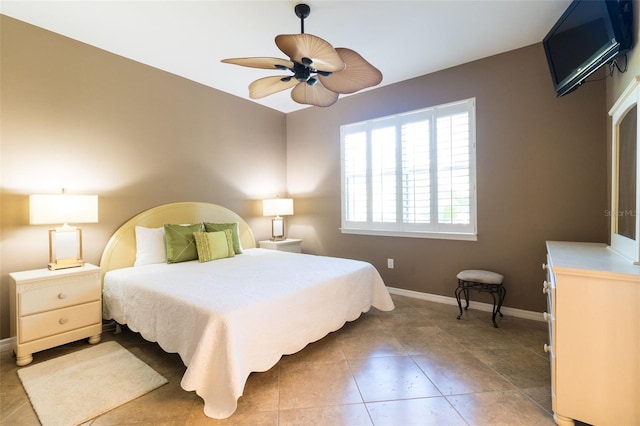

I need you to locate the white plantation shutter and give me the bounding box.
[343,127,367,222]
[436,104,472,227]
[402,118,430,225]
[371,120,397,223]
[341,98,476,240]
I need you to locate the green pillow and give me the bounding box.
[194,230,235,262]
[203,222,242,254]
[164,223,202,263]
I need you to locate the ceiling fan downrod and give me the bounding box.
[295,3,310,34]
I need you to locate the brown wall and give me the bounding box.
[0,16,287,339]
[286,43,609,313]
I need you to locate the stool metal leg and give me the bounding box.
[463,287,470,310]
[497,285,506,317]
[490,285,506,328]
[490,291,499,328]
[455,281,465,320]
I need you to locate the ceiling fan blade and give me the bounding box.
[249,75,298,99]
[221,57,293,70]
[275,34,345,73]
[291,80,339,107]
[319,48,383,94]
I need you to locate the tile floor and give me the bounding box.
[1,294,557,425]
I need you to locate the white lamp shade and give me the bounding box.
[30,194,98,225]
[263,198,294,217]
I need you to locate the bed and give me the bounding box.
[100,202,395,419]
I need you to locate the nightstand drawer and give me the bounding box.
[19,301,101,343]
[19,277,100,316]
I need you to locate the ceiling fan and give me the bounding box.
[221,3,382,108]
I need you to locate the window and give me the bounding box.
[341,98,476,240]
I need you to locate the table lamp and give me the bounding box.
[262,198,293,240]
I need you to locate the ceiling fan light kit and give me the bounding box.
[221,3,382,108]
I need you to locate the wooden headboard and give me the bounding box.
[99,202,256,281]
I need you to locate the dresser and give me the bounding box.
[9,264,102,366]
[544,241,640,426]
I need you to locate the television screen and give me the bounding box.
[543,0,633,97]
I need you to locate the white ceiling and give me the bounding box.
[0,0,571,113]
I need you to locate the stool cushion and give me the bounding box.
[457,269,503,285]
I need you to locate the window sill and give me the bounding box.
[340,228,478,241]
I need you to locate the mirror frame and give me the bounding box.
[609,75,640,264]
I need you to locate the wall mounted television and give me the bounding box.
[543,0,634,97]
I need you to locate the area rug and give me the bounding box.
[17,341,168,426]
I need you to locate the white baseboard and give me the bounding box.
[387,286,544,322]
[0,336,15,353]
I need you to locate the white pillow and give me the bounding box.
[134,226,167,266]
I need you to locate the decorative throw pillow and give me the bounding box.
[203,222,243,254]
[164,223,202,263]
[134,226,167,266]
[194,230,235,262]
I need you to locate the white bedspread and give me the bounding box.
[102,248,394,419]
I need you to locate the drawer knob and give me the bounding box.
[544,343,552,353]
[59,318,68,325]
[543,312,552,321]
[542,281,550,294]
[542,263,548,270]
[58,292,68,299]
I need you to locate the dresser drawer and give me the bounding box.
[19,301,101,343]
[19,276,100,316]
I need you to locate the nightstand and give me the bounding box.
[9,263,102,366]
[259,238,303,253]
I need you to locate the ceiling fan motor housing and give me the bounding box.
[292,61,312,82]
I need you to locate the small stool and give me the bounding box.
[455,269,506,328]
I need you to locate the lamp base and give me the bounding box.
[48,258,85,271]
[48,227,85,270]
[271,217,285,240]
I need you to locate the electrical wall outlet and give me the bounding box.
[387,258,394,269]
